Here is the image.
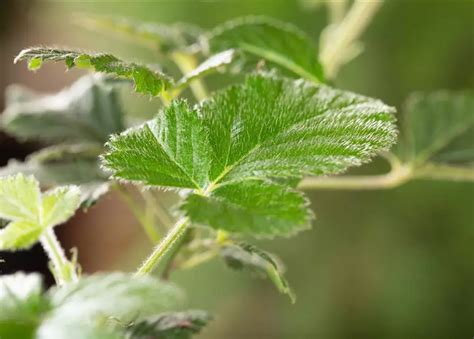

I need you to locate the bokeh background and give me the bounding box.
[1,0,473,338]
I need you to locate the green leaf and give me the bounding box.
[125,310,211,339]
[400,91,474,166]
[0,174,80,250]
[0,144,109,206]
[14,48,172,96]
[0,273,50,339]
[2,76,126,144]
[221,242,295,302]
[40,273,183,337]
[104,100,211,189]
[0,174,40,221]
[182,181,312,237]
[77,14,202,53]
[207,16,324,83]
[103,74,396,236]
[0,272,183,339]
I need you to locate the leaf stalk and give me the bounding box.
[40,228,78,285]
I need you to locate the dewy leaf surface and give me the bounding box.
[2,76,125,144]
[400,91,474,166]
[14,48,172,96]
[207,16,324,83]
[103,74,397,236]
[0,174,80,250]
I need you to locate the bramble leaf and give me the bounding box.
[14,48,172,96]
[2,76,125,144]
[0,144,109,206]
[103,74,397,236]
[221,242,295,302]
[0,174,80,250]
[207,16,324,83]
[399,91,474,166]
[125,310,211,339]
[0,174,40,221]
[182,181,312,237]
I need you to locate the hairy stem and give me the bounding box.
[171,51,209,101]
[40,228,78,286]
[299,164,412,190]
[320,0,382,78]
[135,216,190,276]
[114,185,162,244]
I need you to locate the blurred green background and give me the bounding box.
[1,1,473,338]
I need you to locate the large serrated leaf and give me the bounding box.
[103,74,396,236]
[14,48,172,96]
[2,76,125,144]
[207,16,324,83]
[399,91,474,166]
[182,180,312,237]
[0,174,80,250]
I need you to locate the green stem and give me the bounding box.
[40,228,78,286]
[135,216,190,276]
[114,184,161,244]
[299,164,412,190]
[171,51,209,101]
[320,0,382,78]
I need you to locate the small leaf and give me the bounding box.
[41,186,81,228]
[27,57,42,71]
[0,174,40,221]
[399,91,474,166]
[0,273,50,339]
[126,310,211,339]
[2,75,126,144]
[103,74,396,236]
[76,14,203,53]
[221,242,295,302]
[0,145,108,207]
[14,48,173,96]
[0,174,80,251]
[0,220,44,250]
[207,16,324,83]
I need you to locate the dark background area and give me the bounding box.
[0,1,473,338]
